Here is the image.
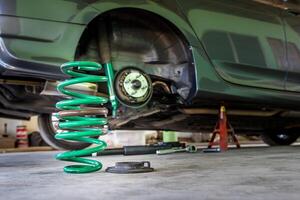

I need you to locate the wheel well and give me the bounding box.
[75,8,196,101]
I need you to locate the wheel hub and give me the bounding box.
[114,67,152,108]
[123,72,149,98]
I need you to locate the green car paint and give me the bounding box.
[178,0,286,90]
[1,0,300,108]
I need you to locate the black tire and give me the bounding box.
[261,128,299,146]
[28,131,48,147]
[38,114,92,150]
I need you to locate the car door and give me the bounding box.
[177,0,287,90]
[281,0,300,92]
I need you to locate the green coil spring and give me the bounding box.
[55,61,117,173]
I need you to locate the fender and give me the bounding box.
[79,1,200,47]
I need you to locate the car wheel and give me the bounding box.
[28,131,48,147]
[261,128,299,146]
[38,114,92,150]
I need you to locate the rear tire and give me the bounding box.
[38,114,92,150]
[261,128,299,146]
[28,131,48,147]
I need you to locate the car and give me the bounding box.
[0,0,300,150]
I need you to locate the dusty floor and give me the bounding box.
[1,146,300,200]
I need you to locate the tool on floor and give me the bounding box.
[204,105,240,152]
[122,142,184,155]
[156,144,197,155]
[55,61,117,173]
[106,161,154,174]
[123,143,185,155]
[202,148,221,153]
[83,142,185,156]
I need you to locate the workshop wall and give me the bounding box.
[0,117,38,137]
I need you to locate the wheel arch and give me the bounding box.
[74,3,200,47]
[76,6,198,101]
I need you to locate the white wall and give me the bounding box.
[22,116,39,133]
[0,116,39,137]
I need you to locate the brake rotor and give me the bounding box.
[114,67,152,108]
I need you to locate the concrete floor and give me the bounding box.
[1,146,300,200]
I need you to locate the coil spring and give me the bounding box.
[55,61,113,173]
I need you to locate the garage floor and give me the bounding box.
[1,146,300,200]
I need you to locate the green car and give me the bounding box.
[1,0,300,149]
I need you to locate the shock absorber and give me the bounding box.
[55,61,117,173]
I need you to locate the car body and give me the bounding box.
[0,0,300,149]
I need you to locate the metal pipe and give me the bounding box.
[0,79,42,86]
[180,108,280,117]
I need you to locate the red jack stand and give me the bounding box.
[207,106,240,152]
